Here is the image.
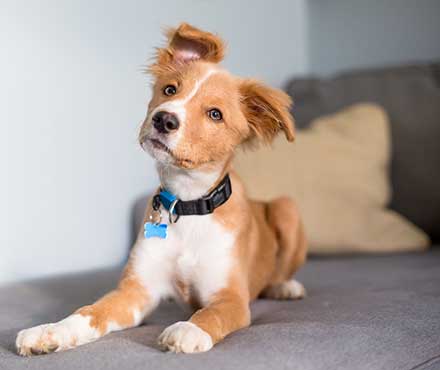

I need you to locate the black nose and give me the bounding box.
[152,111,179,134]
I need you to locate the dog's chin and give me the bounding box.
[141,138,211,170]
[142,139,174,165]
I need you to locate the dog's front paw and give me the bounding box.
[158,321,213,353]
[16,324,62,356]
[16,314,99,356]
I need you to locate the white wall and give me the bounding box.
[307,0,440,75]
[0,0,308,284]
[3,0,439,285]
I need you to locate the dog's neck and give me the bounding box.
[156,161,228,201]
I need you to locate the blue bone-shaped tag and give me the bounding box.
[144,222,168,239]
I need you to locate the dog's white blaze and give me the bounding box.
[181,68,219,104]
[148,68,220,150]
[16,314,100,354]
[149,101,187,151]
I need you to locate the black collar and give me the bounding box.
[153,174,232,220]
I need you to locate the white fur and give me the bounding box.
[105,321,123,334]
[17,303,149,356]
[263,279,306,300]
[149,100,187,151]
[132,158,235,307]
[104,308,145,333]
[157,162,224,200]
[132,209,235,306]
[132,308,144,326]
[158,321,213,353]
[16,314,99,356]
[180,68,219,104]
[17,166,233,356]
[17,67,236,356]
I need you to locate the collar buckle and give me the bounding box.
[168,199,180,224]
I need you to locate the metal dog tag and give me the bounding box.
[144,202,167,239]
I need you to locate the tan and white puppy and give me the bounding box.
[16,23,307,355]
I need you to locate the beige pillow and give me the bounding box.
[234,103,430,253]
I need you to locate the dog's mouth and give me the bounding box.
[144,137,193,167]
[142,137,216,169]
[149,138,172,155]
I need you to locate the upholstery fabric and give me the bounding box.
[1,251,440,370]
[285,63,440,242]
[234,103,430,253]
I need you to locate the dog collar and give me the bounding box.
[153,174,232,222]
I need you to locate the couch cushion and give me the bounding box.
[234,103,430,253]
[285,63,440,242]
[1,251,440,370]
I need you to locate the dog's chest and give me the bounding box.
[134,213,235,305]
[173,216,234,304]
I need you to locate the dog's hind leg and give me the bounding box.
[16,264,156,356]
[260,196,308,300]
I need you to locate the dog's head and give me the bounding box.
[139,23,295,169]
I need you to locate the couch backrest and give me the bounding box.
[285,63,440,242]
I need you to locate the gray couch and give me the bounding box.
[1,252,440,370]
[286,62,440,243]
[1,63,440,370]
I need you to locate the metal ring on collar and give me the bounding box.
[168,199,180,224]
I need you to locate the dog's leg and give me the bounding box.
[261,279,306,300]
[158,281,250,353]
[15,201,171,356]
[261,196,307,300]
[16,266,156,356]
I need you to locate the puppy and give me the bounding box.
[16,23,307,355]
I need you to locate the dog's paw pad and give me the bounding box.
[158,321,213,353]
[263,279,306,300]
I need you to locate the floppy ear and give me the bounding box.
[149,23,225,76]
[239,79,295,145]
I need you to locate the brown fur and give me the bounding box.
[42,23,306,352]
[189,171,307,344]
[76,266,150,335]
[239,79,295,145]
[80,22,305,345]
[190,273,251,344]
[149,23,225,77]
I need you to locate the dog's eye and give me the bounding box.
[163,85,177,96]
[207,108,223,121]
